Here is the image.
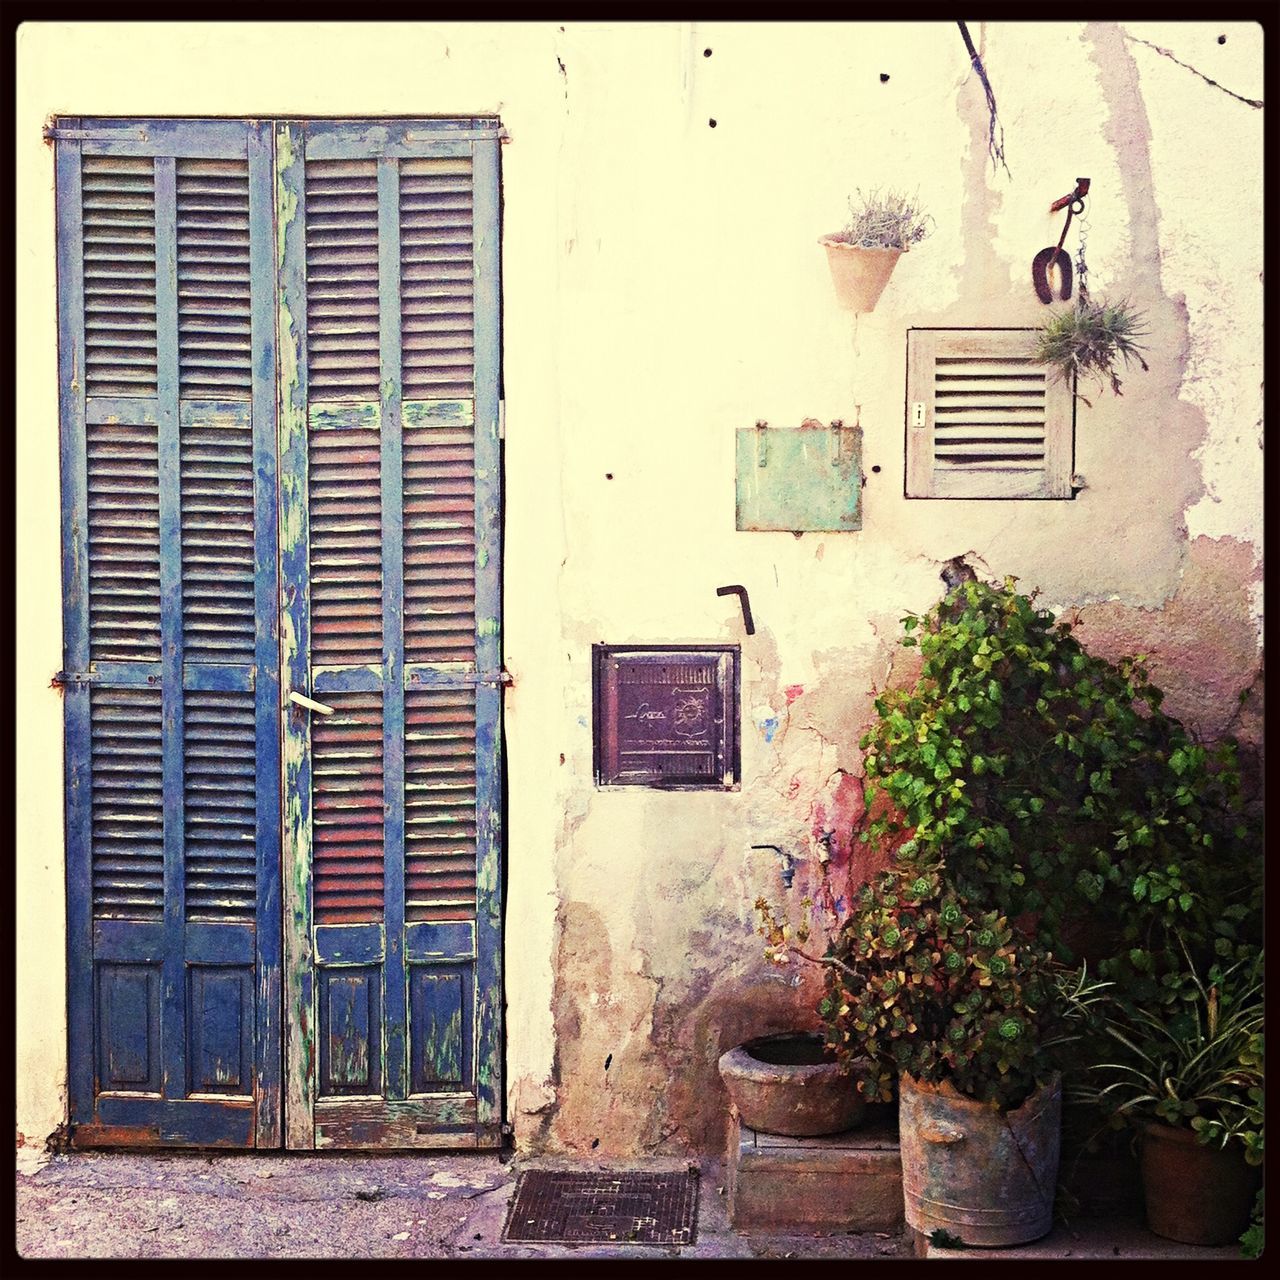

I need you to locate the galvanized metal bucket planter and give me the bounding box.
[898,1072,1061,1247]
[1139,1121,1261,1246]
[719,1032,867,1136]
[818,239,904,312]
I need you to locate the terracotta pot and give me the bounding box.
[1139,1121,1261,1246]
[818,239,904,312]
[718,1032,866,1136]
[899,1073,1061,1248]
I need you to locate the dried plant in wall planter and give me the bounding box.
[1034,298,1149,405]
[820,189,933,313]
[829,188,934,251]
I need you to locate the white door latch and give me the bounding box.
[288,691,335,715]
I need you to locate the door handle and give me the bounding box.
[288,691,335,716]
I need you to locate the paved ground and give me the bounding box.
[15,1147,914,1260]
[16,1146,1245,1262]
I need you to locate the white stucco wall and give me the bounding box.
[16,21,1263,1154]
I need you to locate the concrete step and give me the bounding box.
[727,1108,903,1234]
[922,1215,1245,1260]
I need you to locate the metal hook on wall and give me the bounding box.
[1032,177,1090,303]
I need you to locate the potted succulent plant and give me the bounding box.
[1076,944,1263,1247]
[819,189,932,312]
[810,862,1102,1247]
[1033,297,1149,406]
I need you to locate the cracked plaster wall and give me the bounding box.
[15,22,1263,1157]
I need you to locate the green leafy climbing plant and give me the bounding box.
[857,578,1260,999]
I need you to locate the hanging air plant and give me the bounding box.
[1034,298,1149,406]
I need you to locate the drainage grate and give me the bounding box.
[502,1168,700,1245]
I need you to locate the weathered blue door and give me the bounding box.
[56,118,282,1146]
[56,117,503,1149]
[276,119,504,1149]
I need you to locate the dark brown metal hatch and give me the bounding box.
[593,645,739,790]
[502,1168,700,1245]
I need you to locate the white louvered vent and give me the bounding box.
[181,409,256,663]
[91,686,165,919]
[309,428,384,667]
[906,329,1073,500]
[82,156,158,399]
[176,159,252,400]
[87,418,161,662]
[184,690,257,920]
[404,687,477,922]
[305,159,380,401]
[932,357,1048,474]
[399,157,475,401]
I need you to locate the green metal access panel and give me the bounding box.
[735,419,863,532]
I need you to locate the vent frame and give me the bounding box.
[905,327,1075,500]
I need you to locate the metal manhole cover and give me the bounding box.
[502,1168,700,1245]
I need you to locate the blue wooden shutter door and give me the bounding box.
[57,118,282,1146]
[277,119,503,1148]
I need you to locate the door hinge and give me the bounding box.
[51,670,92,689]
[480,668,514,688]
[43,125,149,143]
[497,400,506,441]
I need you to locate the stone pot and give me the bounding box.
[818,239,904,312]
[899,1073,1061,1248]
[718,1031,866,1136]
[1139,1121,1261,1246]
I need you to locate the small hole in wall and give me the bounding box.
[703,47,712,57]
[1218,34,1227,43]
[880,73,890,83]
[872,464,882,473]
[559,753,565,765]
[591,1138,600,1149]
[708,118,717,128]
[605,472,613,480]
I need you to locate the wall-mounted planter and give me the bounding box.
[819,239,904,313]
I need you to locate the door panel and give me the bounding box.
[58,119,282,1147]
[277,119,503,1149]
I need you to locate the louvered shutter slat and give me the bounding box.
[87,419,161,661]
[400,158,475,402]
[177,158,251,399]
[183,691,257,920]
[182,413,256,662]
[82,157,158,400]
[308,430,384,666]
[403,425,477,662]
[312,692,385,923]
[91,687,165,918]
[305,160,381,401]
[404,688,477,922]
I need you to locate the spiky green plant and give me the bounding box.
[829,188,933,251]
[1034,298,1149,404]
[1073,943,1263,1164]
